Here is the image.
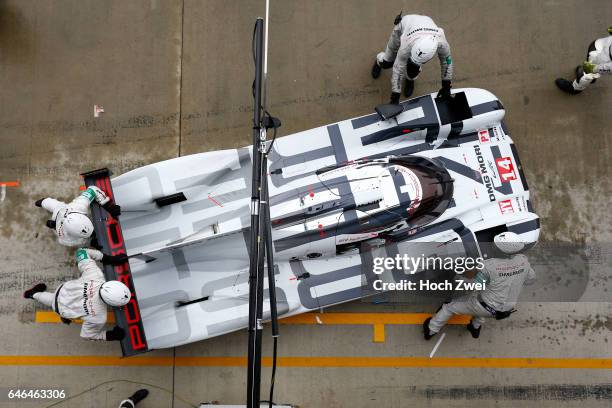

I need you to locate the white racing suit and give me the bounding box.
[41,186,110,247]
[377,14,453,93]
[428,254,535,333]
[573,35,612,91]
[33,249,110,340]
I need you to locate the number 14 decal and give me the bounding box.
[495,157,517,182]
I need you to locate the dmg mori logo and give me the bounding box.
[473,145,496,202]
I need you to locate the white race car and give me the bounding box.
[83,88,540,356]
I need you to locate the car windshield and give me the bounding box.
[367,156,454,228]
[272,156,453,231]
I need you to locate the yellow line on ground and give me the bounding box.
[0,355,610,369]
[35,311,470,344]
[373,323,385,343]
[35,312,116,324]
[281,312,470,325]
[35,311,469,325]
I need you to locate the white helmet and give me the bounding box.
[411,36,438,64]
[100,281,131,307]
[493,232,525,254]
[61,212,94,239]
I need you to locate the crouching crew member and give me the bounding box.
[23,248,129,341]
[423,232,536,340]
[556,26,612,94]
[35,185,121,247]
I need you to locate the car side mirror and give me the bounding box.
[375,103,404,121]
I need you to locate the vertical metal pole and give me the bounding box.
[247,17,264,408]
[248,4,278,406]
[262,0,270,110]
[262,3,280,405]
[262,154,279,408]
[261,155,279,338]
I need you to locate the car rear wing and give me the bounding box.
[81,168,149,357]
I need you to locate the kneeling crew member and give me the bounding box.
[35,186,121,247]
[555,26,612,94]
[423,232,535,340]
[372,13,454,104]
[23,248,129,341]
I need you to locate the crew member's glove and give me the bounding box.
[102,253,129,265]
[582,61,597,74]
[60,317,72,325]
[390,92,400,105]
[584,72,601,81]
[35,198,45,207]
[89,186,110,205]
[436,80,452,100]
[105,326,125,341]
[45,220,56,230]
[102,201,121,218]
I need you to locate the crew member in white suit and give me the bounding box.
[23,248,129,341]
[555,27,612,94]
[424,232,536,340]
[35,186,121,247]
[372,13,454,104]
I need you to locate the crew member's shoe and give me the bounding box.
[371,61,382,79]
[130,389,149,405]
[404,79,415,97]
[466,320,481,339]
[423,317,437,340]
[555,78,581,95]
[23,283,46,299]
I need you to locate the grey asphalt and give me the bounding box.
[0,1,610,407]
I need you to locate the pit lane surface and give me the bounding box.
[1,1,611,407]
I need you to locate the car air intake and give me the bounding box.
[154,192,187,207]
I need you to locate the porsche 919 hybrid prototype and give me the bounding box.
[84,88,540,356]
